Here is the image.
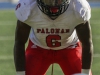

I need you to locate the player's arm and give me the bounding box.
[14,20,31,74]
[75,21,93,75]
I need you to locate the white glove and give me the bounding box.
[16,71,25,75]
[72,73,89,75]
[73,69,90,75]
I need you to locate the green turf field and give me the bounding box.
[0,8,100,75]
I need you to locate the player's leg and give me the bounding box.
[25,40,52,75]
[58,43,92,75]
[57,42,82,75]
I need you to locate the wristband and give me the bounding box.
[82,69,90,74]
[16,71,25,75]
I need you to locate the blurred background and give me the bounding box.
[0,0,100,75]
[0,0,100,9]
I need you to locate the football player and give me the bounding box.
[14,0,93,75]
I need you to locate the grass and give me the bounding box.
[0,8,100,75]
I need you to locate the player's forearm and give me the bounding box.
[14,42,26,71]
[82,51,92,69]
[73,42,93,75]
[82,42,93,69]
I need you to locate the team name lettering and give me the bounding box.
[37,28,70,34]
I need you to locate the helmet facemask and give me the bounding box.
[37,0,70,20]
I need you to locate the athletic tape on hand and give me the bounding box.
[16,71,25,75]
[72,73,88,75]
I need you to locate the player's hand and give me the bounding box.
[16,71,25,75]
[73,69,90,75]
[72,73,89,75]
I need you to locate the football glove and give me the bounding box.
[73,69,90,75]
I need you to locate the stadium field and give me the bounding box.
[0,8,100,75]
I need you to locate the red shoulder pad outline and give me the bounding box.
[16,3,21,10]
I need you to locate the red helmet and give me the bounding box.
[37,0,70,20]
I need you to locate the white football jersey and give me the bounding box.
[15,0,91,50]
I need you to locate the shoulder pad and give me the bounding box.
[15,0,31,22]
[73,0,91,22]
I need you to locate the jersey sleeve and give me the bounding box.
[15,0,31,22]
[73,0,91,23]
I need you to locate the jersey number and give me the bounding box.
[46,35,61,47]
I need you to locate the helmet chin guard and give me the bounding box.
[37,0,70,20]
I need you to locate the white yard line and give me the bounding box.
[0,56,13,60]
[0,21,16,26]
[0,54,100,60]
[93,54,100,57]
[0,36,100,58]
[0,36,14,40]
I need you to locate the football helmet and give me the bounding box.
[37,0,70,19]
